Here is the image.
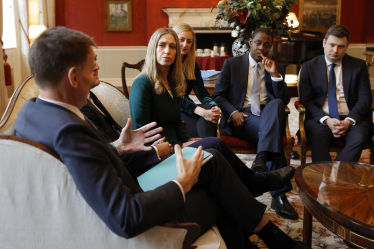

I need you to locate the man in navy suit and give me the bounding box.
[15,27,310,249]
[212,28,297,220]
[299,25,372,163]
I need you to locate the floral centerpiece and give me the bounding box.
[213,0,298,40]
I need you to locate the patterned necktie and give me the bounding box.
[328,63,340,119]
[251,62,261,116]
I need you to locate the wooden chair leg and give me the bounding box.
[301,149,307,166]
[285,146,292,166]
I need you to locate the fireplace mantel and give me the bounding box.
[163,8,230,33]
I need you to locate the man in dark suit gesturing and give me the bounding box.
[299,25,372,163]
[212,28,297,220]
[15,27,310,249]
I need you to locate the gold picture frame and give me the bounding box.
[105,0,132,32]
[299,0,341,32]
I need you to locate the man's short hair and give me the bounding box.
[29,27,97,89]
[251,28,273,42]
[325,25,350,43]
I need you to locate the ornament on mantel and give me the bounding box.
[232,37,250,57]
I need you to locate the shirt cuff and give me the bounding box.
[109,142,120,156]
[151,145,161,160]
[320,116,330,124]
[172,180,185,202]
[271,74,283,82]
[345,117,356,125]
[227,110,238,122]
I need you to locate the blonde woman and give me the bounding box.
[173,23,221,138]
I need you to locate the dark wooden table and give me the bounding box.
[296,162,374,248]
[196,56,232,71]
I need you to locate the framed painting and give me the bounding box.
[105,0,132,31]
[299,0,341,32]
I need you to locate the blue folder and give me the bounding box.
[137,147,212,192]
[200,70,221,79]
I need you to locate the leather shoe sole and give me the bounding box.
[271,193,299,220]
[251,156,269,173]
[261,166,295,192]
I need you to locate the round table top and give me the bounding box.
[296,161,374,231]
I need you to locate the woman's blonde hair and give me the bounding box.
[141,27,186,97]
[172,23,196,81]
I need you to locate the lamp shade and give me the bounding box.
[286,12,299,29]
[29,25,46,40]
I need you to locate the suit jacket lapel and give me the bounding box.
[264,70,272,99]
[90,91,122,131]
[317,55,328,98]
[342,55,352,102]
[240,54,249,103]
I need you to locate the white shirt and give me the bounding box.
[319,56,355,125]
[38,96,85,120]
[38,96,185,201]
[229,54,283,120]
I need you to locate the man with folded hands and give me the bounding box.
[299,25,372,163]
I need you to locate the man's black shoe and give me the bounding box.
[271,193,299,220]
[251,155,269,173]
[249,166,295,197]
[293,241,312,249]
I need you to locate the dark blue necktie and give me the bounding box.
[328,63,340,119]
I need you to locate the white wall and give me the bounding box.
[94,46,147,87]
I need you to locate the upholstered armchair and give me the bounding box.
[218,106,294,166]
[0,76,226,249]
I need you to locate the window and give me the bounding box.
[2,0,17,49]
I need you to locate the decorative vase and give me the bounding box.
[232,37,250,57]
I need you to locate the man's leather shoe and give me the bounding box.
[271,193,299,220]
[293,241,312,248]
[251,155,269,173]
[249,166,295,197]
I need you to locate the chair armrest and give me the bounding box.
[162,222,201,249]
[296,103,306,149]
[284,105,293,152]
[285,106,290,115]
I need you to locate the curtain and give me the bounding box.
[15,0,31,81]
[0,0,8,117]
[42,0,55,28]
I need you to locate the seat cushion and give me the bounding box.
[220,135,289,150]
[220,135,258,150]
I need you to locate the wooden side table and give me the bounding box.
[296,162,374,248]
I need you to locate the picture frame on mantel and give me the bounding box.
[105,0,132,31]
[299,0,341,32]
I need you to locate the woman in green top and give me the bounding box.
[129,27,198,147]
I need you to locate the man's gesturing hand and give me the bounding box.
[174,145,204,194]
[113,118,163,155]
